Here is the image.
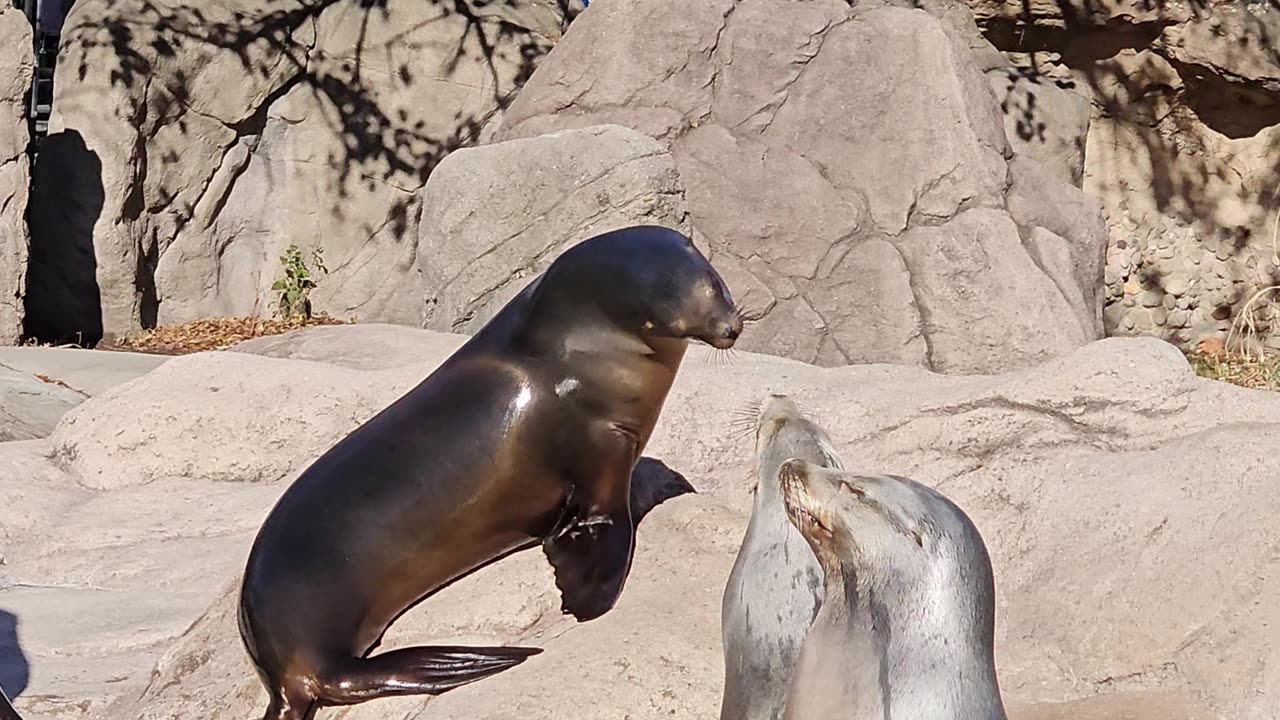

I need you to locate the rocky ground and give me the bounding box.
[0,324,1277,720]
[0,0,1277,718]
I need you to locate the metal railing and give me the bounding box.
[11,0,64,159]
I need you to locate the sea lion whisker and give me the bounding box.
[721,403,839,720]
[731,398,763,417]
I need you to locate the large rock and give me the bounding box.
[0,7,31,344]
[1,325,1278,719]
[45,351,427,491]
[0,346,169,397]
[28,0,576,343]
[417,124,689,334]
[0,366,86,442]
[959,0,1280,351]
[495,0,1108,374]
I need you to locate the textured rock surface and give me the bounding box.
[28,0,574,343]
[0,367,85,442]
[0,7,31,344]
[960,0,1280,351]
[986,64,1093,186]
[417,124,689,334]
[0,325,1278,719]
[0,346,166,449]
[0,346,169,397]
[495,0,1108,374]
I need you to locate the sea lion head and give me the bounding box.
[776,460,994,611]
[540,225,743,350]
[754,394,844,490]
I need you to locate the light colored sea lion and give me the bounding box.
[777,459,1008,720]
[237,225,742,720]
[720,394,843,720]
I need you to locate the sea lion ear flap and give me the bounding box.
[542,514,636,623]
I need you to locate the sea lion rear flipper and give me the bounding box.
[315,645,543,703]
[543,511,635,623]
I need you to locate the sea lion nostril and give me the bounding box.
[725,324,741,340]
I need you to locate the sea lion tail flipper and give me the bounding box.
[316,645,543,702]
[543,512,636,623]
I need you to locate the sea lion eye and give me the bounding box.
[909,529,923,548]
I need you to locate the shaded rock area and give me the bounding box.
[961,0,1280,351]
[25,0,576,344]
[495,0,1109,374]
[0,325,1277,719]
[0,6,32,344]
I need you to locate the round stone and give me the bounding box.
[1163,271,1191,297]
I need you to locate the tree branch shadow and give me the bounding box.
[974,1,1280,342]
[25,0,580,342]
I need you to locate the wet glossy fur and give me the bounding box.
[0,688,20,720]
[238,226,741,720]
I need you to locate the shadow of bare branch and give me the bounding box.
[970,0,1280,348]
[25,0,579,343]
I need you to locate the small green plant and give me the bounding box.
[271,244,328,320]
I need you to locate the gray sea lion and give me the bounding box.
[720,394,843,720]
[777,459,1008,720]
[238,225,742,720]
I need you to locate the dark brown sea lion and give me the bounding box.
[0,688,19,720]
[237,225,742,720]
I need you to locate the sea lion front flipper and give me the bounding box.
[543,509,635,623]
[315,645,543,704]
[629,456,696,527]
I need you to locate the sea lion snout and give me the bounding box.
[706,314,743,349]
[684,275,742,349]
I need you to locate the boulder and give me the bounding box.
[29,0,574,343]
[0,347,169,397]
[0,7,31,344]
[45,350,427,491]
[0,366,86,442]
[230,322,460,370]
[986,64,1093,187]
[0,325,1276,719]
[417,124,689,335]
[495,0,1108,374]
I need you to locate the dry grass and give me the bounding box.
[98,315,348,355]
[1187,338,1280,391]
